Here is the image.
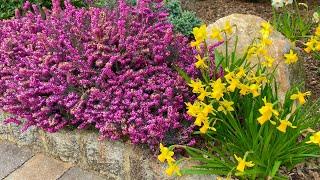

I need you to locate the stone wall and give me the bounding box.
[0,112,214,180]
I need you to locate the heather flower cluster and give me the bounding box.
[0,0,198,149]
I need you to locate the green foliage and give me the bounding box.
[93,0,136,8]
[0,0,23,19]
[160,23,320,179]
[181,85,320,178]
[165,0,181,17]
[169,10,201,37]
[272,0,315,41]
[0,0,88,20]
[165,0,202,37]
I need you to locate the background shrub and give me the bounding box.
[0,0,89,19]
[165,0,202,37]
[0,0,197,149]
[169,10,201,37]
[93,0,201,37]
[1,0,201,38]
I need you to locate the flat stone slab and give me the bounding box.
[5,154,72,180]
[59,167,105,180]
[0,141,33,179]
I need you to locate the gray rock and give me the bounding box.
[59,167,106,180]
[81,131,124,178]
[44,130,81,163]
[0,141,34,179]
[10,124,38,147]
[207,14,305,100]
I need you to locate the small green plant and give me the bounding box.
[0,0,24,19]
[158,21,320,179]
[271,0,315,41]
[93,0,136,8]
[169,11,201,37]
[165,0,201,37]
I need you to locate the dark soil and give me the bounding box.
[304,54,320,99]
[181,0,272,23]
[181,0,320,179]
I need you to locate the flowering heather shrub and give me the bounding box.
[0,0,197,149]
[0,0,91,20]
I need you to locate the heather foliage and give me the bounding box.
[93,0,202,37]
[0,0,197,149]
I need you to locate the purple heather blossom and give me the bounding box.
[0,0,198,150]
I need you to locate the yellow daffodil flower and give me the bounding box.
[239,83,250,96]
[247,46,257,59]
[199,119,216,134]
[158,143,175,163]
[185,101,202,117]
[306,131,320,146]
[315,25,320,37]
[210,78,225,100]
[261,56,275,68]
[194,113,208,126]
[256,46,267,56]
[249,84,260,97]
[202,102,214,116]
[195,54,208,69]
[192,24,207,43]
[284,50,298,64]
[277,119,297,133]
[315,42,320,51]
[188,79,205,94]
[190,40,201,50]
[257,97,278,125]
[248,74,267,85]
[223,21,233,35]
[217,100,234,114]
[224,71,235,82]
[227,78,240,92]
[236,67,246,78]
[261,37,272,46]
[165,161,182,176]
[234,154,255,172]
[210,27,223,41]
[260,22,272,38]
[290,91,311,105]
[197,88,210,101]
[304,38,317,53]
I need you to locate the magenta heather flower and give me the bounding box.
[0,0,197,149]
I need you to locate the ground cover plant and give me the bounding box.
[0,0,90,19]
[0,0,200,150]
[94,0,202,37]
[165,0,201,37]
[158,22,320,178]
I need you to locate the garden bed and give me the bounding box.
[0,0,319,179]
[182,0,320,99]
